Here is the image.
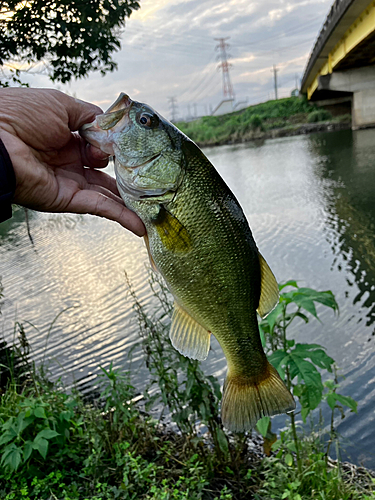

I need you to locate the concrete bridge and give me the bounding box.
[301,0,375,129]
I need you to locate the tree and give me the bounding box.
[0,0,140,85]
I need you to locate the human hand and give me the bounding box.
[0,88,145,236]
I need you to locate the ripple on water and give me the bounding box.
[1,131,375,467]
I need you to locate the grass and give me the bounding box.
[0,275,374,499]
[176,97,351,146]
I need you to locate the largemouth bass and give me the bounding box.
[80,93,295,431]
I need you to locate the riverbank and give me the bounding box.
[176,97,352,147]
[1,278,375,499]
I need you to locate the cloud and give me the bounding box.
[12,0,333,119]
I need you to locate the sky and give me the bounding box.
[17,0,333,120]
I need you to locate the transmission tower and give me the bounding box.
[271,65,279,100]
[214,37,235,100]
[168,96,178,122]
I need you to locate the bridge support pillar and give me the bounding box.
[352,89,375,130]
[318,66,375,130]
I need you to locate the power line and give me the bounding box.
[215,37,235,100]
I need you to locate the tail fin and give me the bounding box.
[221,361,295,432]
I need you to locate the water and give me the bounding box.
[1,128,375,467]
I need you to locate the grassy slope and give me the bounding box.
[177,97,350,146]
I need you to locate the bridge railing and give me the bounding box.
[301,0,354,89]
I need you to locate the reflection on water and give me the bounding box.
[309,130,375,328]
[1,129,375,467]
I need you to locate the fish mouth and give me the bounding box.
[79,93,133,152]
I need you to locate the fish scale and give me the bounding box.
[80,93,296,431]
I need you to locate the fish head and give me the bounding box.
[80,93,185,201]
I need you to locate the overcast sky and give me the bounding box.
[21,0,333,120]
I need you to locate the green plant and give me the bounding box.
[126,272,230,460]
[307,109,332,123]
[256,281,357,479]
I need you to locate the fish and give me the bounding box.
[80,93,295,432]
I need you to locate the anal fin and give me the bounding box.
[257,253,280,318]
[170,302,211,361]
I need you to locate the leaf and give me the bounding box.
[259,323,266,348]
[23,441,33,461]
[285,453,293,466]
[215,427,229,457]
[0,430,17,446]
[34,407,47,419]
[327,393,358,413]
[264,303,284,332]
[294,312,309,324]
[268,350,289,370]
[297,288,339,312]
[33,437,48,459]
[1,444,22,471]
[19,415,36,433]
[292,295,318,319]
[279,280,299,290]
[335,394,357,412]
[301,407,310,422]
[288,354,323,410]
[35,429,60,440]
[256,416,270,438]
[292,344,334,371]
[326,393,336,410]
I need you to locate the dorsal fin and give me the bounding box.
[170,302,211,361]
[257,253,279,318]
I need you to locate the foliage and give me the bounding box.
[258,430,375,500]
[126,272,232,460]
[0,278,373,500]
[257,281,358,479]
[307,109,332,123]
[177,97,321,146]
[0,0,140,84]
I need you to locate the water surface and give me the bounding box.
[1,129,375,466]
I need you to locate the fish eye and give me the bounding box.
[137,112,159,129]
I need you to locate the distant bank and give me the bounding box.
[176,97,351,147]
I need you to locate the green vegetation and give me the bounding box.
[0,0,140,86]
[307,110,333,123]
[0,276,374,499]
[176,97,349,147]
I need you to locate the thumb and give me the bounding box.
[60,93,104,132]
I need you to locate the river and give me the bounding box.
[1,128,375,467]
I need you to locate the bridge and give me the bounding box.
[301,0,375,129]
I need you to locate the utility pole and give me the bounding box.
[193,102,197,118]
[214,37,235,101]
[168,97,178,122]
[271,65,279,100]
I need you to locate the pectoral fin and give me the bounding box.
[153,206,192,253]
[257,253,279,318]
[170,302,211,361]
